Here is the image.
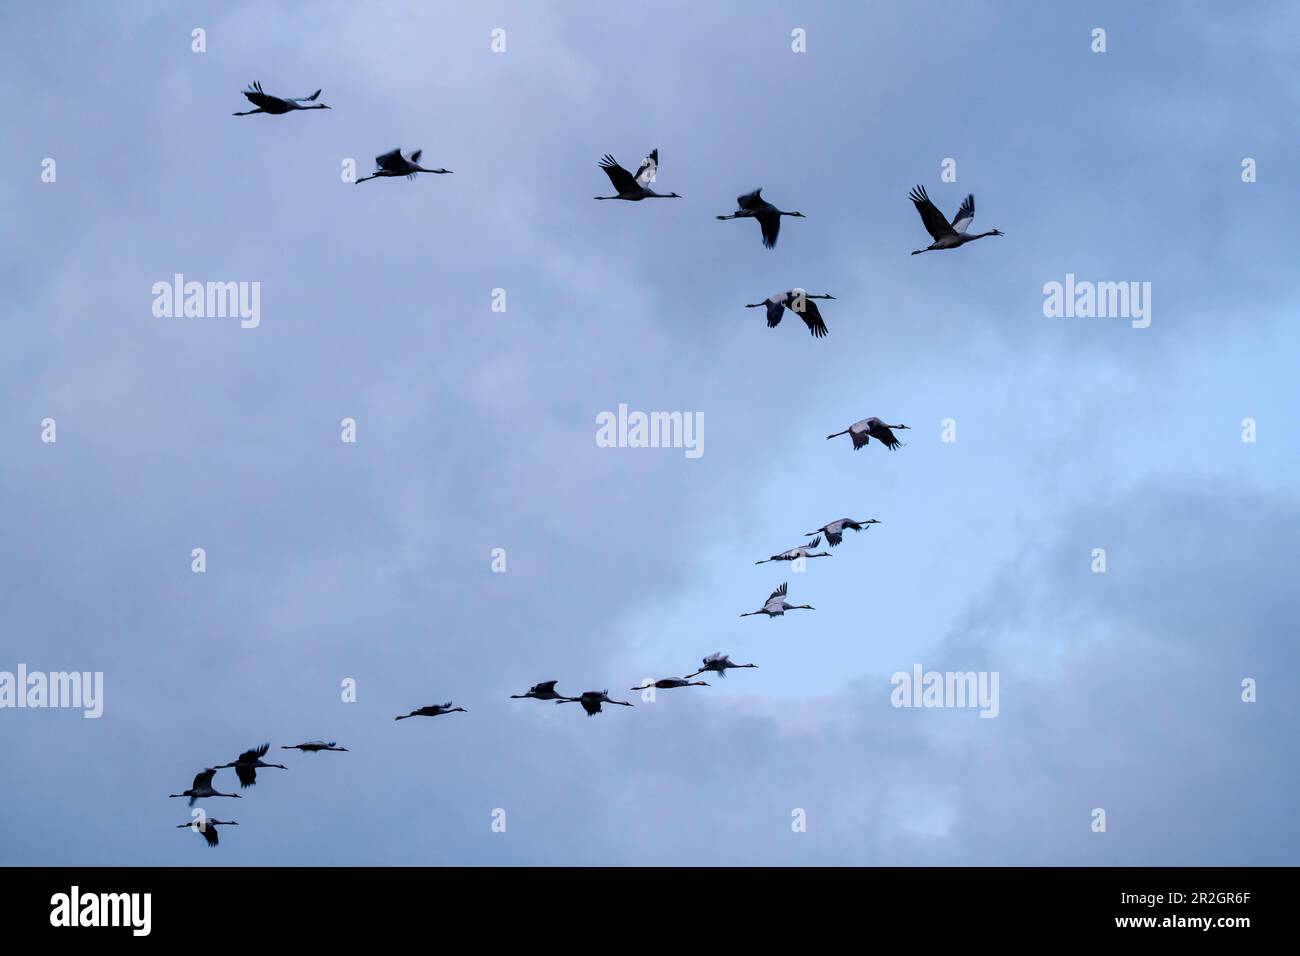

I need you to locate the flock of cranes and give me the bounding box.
[170,742,340,846]
[179,82,1007,850]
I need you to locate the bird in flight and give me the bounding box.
[754,536,832,564]
[169,768,241,806]
[630,677,710,690]
[804,517,880,546]
[740,582,814,618]
[826,417,909,451]
[557,690,633,717]
[746,289,834,338]
[395,701,467,720]
[176,818,238,848]
[216,743,287,789]
[595,148,681,200]
[718,189,804,248]
[685,653,757,679]
[281,741,348,753]
[233,81,331,116]
[356,148,452,183]
[908,185,1003,254]
[510,681,576,702]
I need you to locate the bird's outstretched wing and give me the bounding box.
[951,194,975,233]
[909,185,957,241]
[737,189,763,210]
[758,213,781,248]
[825,528,843,546]
[235,765,257,788]
[238,744,269,762]
[410,149,423,164]
[769,582,788,601]
[202,825,219,847]
[634,148,658,186]
[598,155,638,194]
[765,299,785,328]
[806,535,822,548]
[870,421,903,449]
[534,681,558,694]
[375,149,406,172]
[796,299,828,337]
[241,81,284,110]
[192,768,215,789]
[291,89,323,102]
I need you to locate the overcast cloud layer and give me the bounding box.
[2,1,1297,865]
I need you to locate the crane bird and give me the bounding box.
[740,581,814,618]
[630,677,710,690]
[232,81,331,116]
[804,517,881,546]
[510,680,575,702]
[176,818,238,848]
[717,189,804,248]
[216,743,287,789]
[909,185,1003,254]
[395,701,467,720]
[746,289,834,338]
[356,148,452,184]
[281,741,348,753]
[755,535,832,564]
[826,417,909,451]
[595,149,681,200]
[556,690,633,717]
[686,653,757,679]
[169,768,242,806]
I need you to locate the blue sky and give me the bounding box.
[1,0,1297,865]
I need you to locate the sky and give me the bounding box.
[1,0,1298,865]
